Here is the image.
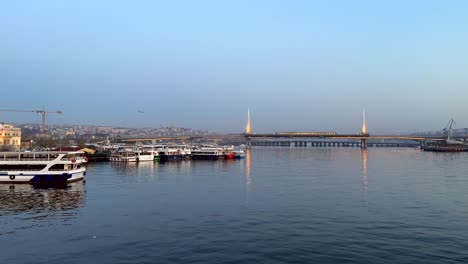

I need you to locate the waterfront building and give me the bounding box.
[0,123,22,149]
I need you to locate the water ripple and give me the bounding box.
[2,149,468,263]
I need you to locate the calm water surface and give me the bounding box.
[1,148,468,263]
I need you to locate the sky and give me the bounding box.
[1,0,467,134]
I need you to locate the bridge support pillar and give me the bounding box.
[360,139,367,149]
[245,137,252,149]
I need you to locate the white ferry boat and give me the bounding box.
[135,150,154,162]
[171,144,192,158]
[0,151,87,184]
[109,151,137,162]
[141,145,161,161]
[156,145,187,162]
[191,146,224,160]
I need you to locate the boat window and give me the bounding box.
[49,154,59,159]
[2,153,20,159]
[0,164,47,171]
[33,153,49,159]
[49,164,66,171]
[19,154,35,159]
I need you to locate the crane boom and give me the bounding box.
[0,109,62,134]
[442,118,456,140]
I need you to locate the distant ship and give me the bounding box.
[422,140,468,152]
[422,118,468,152]
[191,145,237,160]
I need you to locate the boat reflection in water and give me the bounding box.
[0,182,85,216]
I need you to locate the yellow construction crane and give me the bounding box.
[0,109,62,134]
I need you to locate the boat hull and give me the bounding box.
[0,169,86,184]
[422,144,468,152]
[159,154,186,162]
[109,157,137,162]
[234,154,246,159]
[191,155,222,160]
[224,153,235,159]
[136,155,154,162]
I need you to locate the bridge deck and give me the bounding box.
[118,133,445,142]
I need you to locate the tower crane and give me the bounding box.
[0,109,62,134]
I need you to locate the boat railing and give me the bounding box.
[60,157,85,161]
[0,169,44,171]
[0,157,85,162]
[0,158,54,162]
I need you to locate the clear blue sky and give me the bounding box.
[1,0,467,133]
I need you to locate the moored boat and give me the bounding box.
[233,150,246,159]
[422,143,468,152]
[140,145,161,161]
[0,151,87,184]
[135,150,154,162]
[109,151,137,162]
[191,146,224,160]
[221,146,235,159]
[158,146,186,162]
[224,152,235,159]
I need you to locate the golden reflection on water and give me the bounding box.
[361,149,368,194]
[245,149,251,192]
[361,149,369,192]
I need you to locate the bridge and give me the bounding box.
[243,133,446,149]
[117,133,446,149]
[246,133,445,141]
[117,108,455,149]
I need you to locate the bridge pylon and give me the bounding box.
[245,136,252,149]
[360,107,368,149]
[245,108,251,149]
[360,138,367,149]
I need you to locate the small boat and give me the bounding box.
[141,145,161,161]
[191,146,224,160]
[135,150,154,162]
[109,151,137,162]
[233,150,246,159]
[158,146,186,162]
[172,144,192,158]
[224,152,235,159]
[221,146,235,159]
[0,151,87,184]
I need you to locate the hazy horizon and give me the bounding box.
[1,1,467,134]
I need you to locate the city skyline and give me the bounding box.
[1,1,468,133]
